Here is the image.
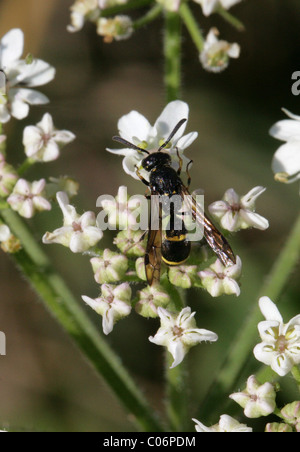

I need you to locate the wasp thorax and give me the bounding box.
[141,152,172,171]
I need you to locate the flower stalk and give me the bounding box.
[179,2,204,52]
[164,11,182,102]
[216,6,245,31]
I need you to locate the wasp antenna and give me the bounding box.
[112,136,149,154]
[157,118,187,152]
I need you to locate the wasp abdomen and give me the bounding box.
[161,230,191,266]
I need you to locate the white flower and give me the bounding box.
[0,153,18,197]
[192,415,252,432]
[67,0,100,32]
[149,306,218,368]
[209,186,269,232]
[194,0,242,17]
[23,113,75,162]
[82,282,132,335]
[269,108,300,187]
[98,185,142,229]
[229,375,276,418]
[168,265,198,289]
[198,255,242,297]
[135,285,170,318]
[200,27,240,73]
[107,100,198,180]
[7,178,51,218]
[253,297,300,377]
[42,191,103,252]
[0,29,55,122]
[0,224,11,242]
[90,249,128,284]
[97,16,133,43]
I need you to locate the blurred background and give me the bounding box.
[0,0,299,432]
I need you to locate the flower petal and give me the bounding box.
[270,119,300,142]
[272,141,300,181]
[240,186,266,209]
[259,296,283,322]
[176,131,198,150]
[0,29,24,68]
[154,100,189,142]
[118,110,152,142]
[14,59,55,87]
[239,210,269,230]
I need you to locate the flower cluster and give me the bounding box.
[47,100,267,369]
[0,29,76,247]
[192,298,300,432]
[67,0,243,72]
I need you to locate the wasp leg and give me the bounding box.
[176,148,183,176]
[136,165,149,186]
[186,159,193,189]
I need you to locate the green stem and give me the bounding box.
[291,366,300,393]
[179,3,204,52]
[133,4,162,30]
[216,6,245,31]
[100,0,154,17]
[164,11,182,102]
[163,284,189,432]
[200,211,300,420]
[17,158,35,176]
[165,353,189,432]
[0,208,164,432]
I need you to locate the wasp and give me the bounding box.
[113,118,236,286]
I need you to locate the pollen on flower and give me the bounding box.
[72,221,82,232]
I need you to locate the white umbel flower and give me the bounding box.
[229,375,276,418]
[42,192,103,252]
[253,297,300,377]
[200,27,240,73]
[149,306,218,368]
[198,256,242,297]
[107,100,198,180]
[209,186,269,232]
[0,29,55,122]
[82,283,132,335]
[23,113,75,162]
[7,178,51,218]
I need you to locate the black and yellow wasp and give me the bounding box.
[113,118,236,286]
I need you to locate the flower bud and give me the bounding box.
[90,249,128,284]
[135,285,170,318]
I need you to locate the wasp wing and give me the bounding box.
[181,186,236,267]
[145,195,162,286]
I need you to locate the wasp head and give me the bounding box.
[141,152,172,171]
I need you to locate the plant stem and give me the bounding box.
[133,4,162,30]
[291,366,300,393]
[179,2,204,53]
[165,353,189,432]
[101,0,153,17]
[161,278,189,431]
[200,211,300,420]
[0,207,164,432]
[216,6,245,31]
[17,158,34,176]
[164,11,182,102]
